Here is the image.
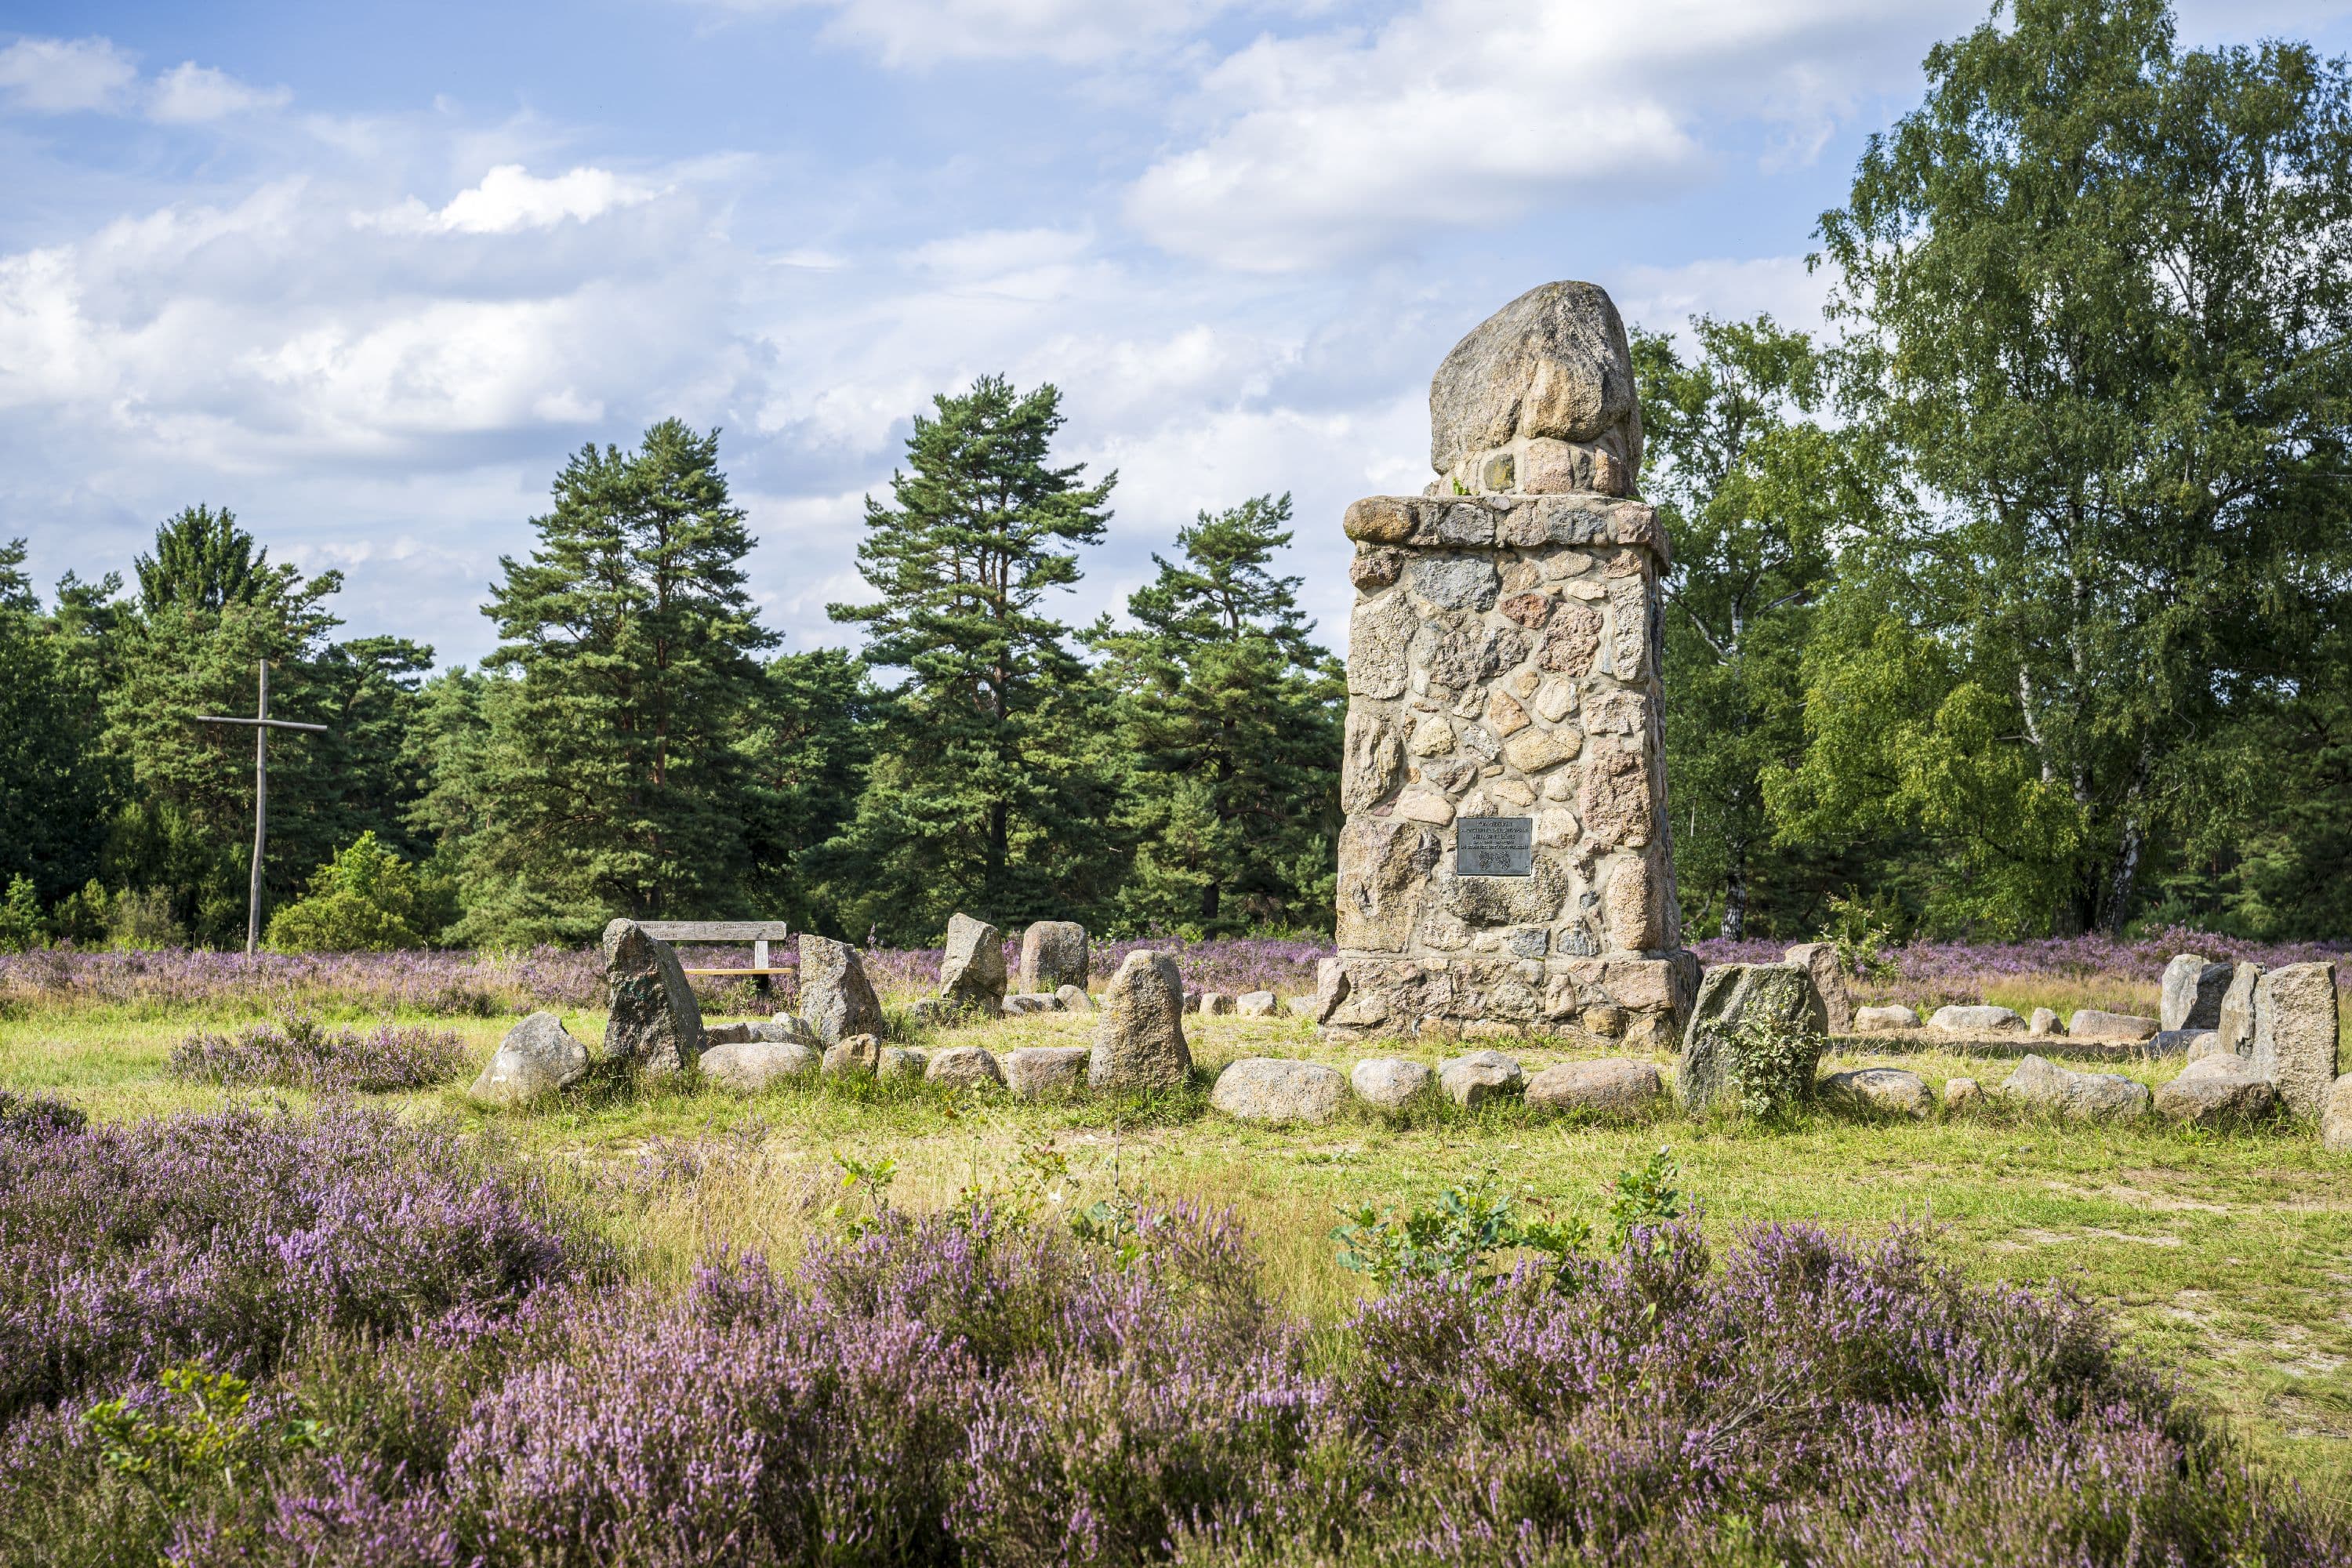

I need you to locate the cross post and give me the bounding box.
[193,660,329,956]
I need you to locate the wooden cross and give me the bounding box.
[194,660,328,957]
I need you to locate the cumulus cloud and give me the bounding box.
[1614,255,1835,343]
[148,61,292,122]
[0,35,138,114]
[361,165,662,235]
[1126,0,1980,271]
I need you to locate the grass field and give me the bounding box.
[5,992,2348,1512]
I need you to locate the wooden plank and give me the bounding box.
[638,921,792,941]
[682,967,790,977]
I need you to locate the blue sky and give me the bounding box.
[5,0,2350,666]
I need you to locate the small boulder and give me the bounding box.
[1003,993,1062,1014]
[2154,1054,2278,1128]
[877,1046,928,1080]
[2066,1009,2159,1044]
[601,919,706,1074]
[1853,1004,1918,1033]
[1198,992,1236,1016]
[1210,1058,1346,1123]
[2152,1029,2212,1058]
[2161,954,2234,1033]
[1944,1077,1982,1111]
[1783,942,1853,1034]
[1439,1049,1525,1108]
[700,1039,818,1094]
[1524,1058,1662,1116]
[1004,1046,1090,1102]
[1019,920,1089,993]
[925,1045,1005,1092]
[469,1011,587,1108]
[1929,1004,2024,1033]
[800,935,883,1044]
[1820,1067,1932,1120]
[1998,1054,2151,1122]
[2323,1073,2352,1154]
[822,1033,880,1078]
[939,913,1007,1014]
[2029,1007,2061,1036]
[1088,951,1192,1094]
[1312,957,1352,1025]
[1287,996,1317,1017]
[1236,991,1279,1018]
[1351,1058,1435,1111]
[1055,985,1094,1014]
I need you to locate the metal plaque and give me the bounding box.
[1455,816,1534,877]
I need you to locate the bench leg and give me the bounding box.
[753,939,771,997]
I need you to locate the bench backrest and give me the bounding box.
[635,921,792,942]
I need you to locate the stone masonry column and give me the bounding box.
[1323,281,1696,1049]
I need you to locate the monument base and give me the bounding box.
[1322,951,1697,1049]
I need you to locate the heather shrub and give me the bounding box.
[0,1088,85,1142]
[165,1012,470,1093]
[0,1102,602,1425]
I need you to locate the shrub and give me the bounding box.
[165,1013,469,1094]
[0,1088,86,1143]
[0,876,42,953]
[1723,1008,1821,1120]
[0,1102,600,1425]
[264,833,452,953]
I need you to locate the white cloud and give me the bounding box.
[361,165,661,236]
[0,35,138,114]
[699,0,1240,67]
[1126,0,1979,271]
[1614,255,1833,343]
[147,61,292,122]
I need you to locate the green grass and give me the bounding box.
[4,999,2348,1507]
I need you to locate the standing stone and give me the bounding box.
[1676,964,1824,1113]
[469,1011,588,1108]
[2324,1074,2352,1153]
[2217,963,2263,1057]
[2160,955,2234,1033]
[939,913,1007,1014]
[1088,950,1192,1094]
[1782,942,1852,1034]
[601,919,706,1076]
[1020,921,1089,994]
[799,935,883,1045]
[2250,961,2340,1119]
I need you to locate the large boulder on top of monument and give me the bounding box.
[601,919,705,1075]
[1677,964,1824,1113]
[1210,1058,1346,1123]
[1429,281,1641,481]
[1782,942,1853,1034]
[2160,955,2233,1033]
[2250,960,2339,1118]
[1088,950,1192,1094]
[798,935,882,1045]
[470,1011,588,1107]
[1020,921,1088,994]
[938,913,1007,1014]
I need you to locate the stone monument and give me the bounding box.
[1320,281,1695,1048]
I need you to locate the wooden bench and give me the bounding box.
[638,921,793,990]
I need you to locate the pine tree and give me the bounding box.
[0,540,114,905]
[1092,495,1343,935]
[446,419,774,945]
[827,376,1114,940]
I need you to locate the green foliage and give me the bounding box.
[438,419,776,946]
[1810,0,2352,935]
[1331,1152,1687,1294]
[85,1364,325,1513]
[826,1152,900,1237]
[264,832,452,952]
[826,376,1116,940]
[0,876,42,952]
[1723,1011,1820,1122]
[1091,494,1343,935]
[0,540,114,905]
